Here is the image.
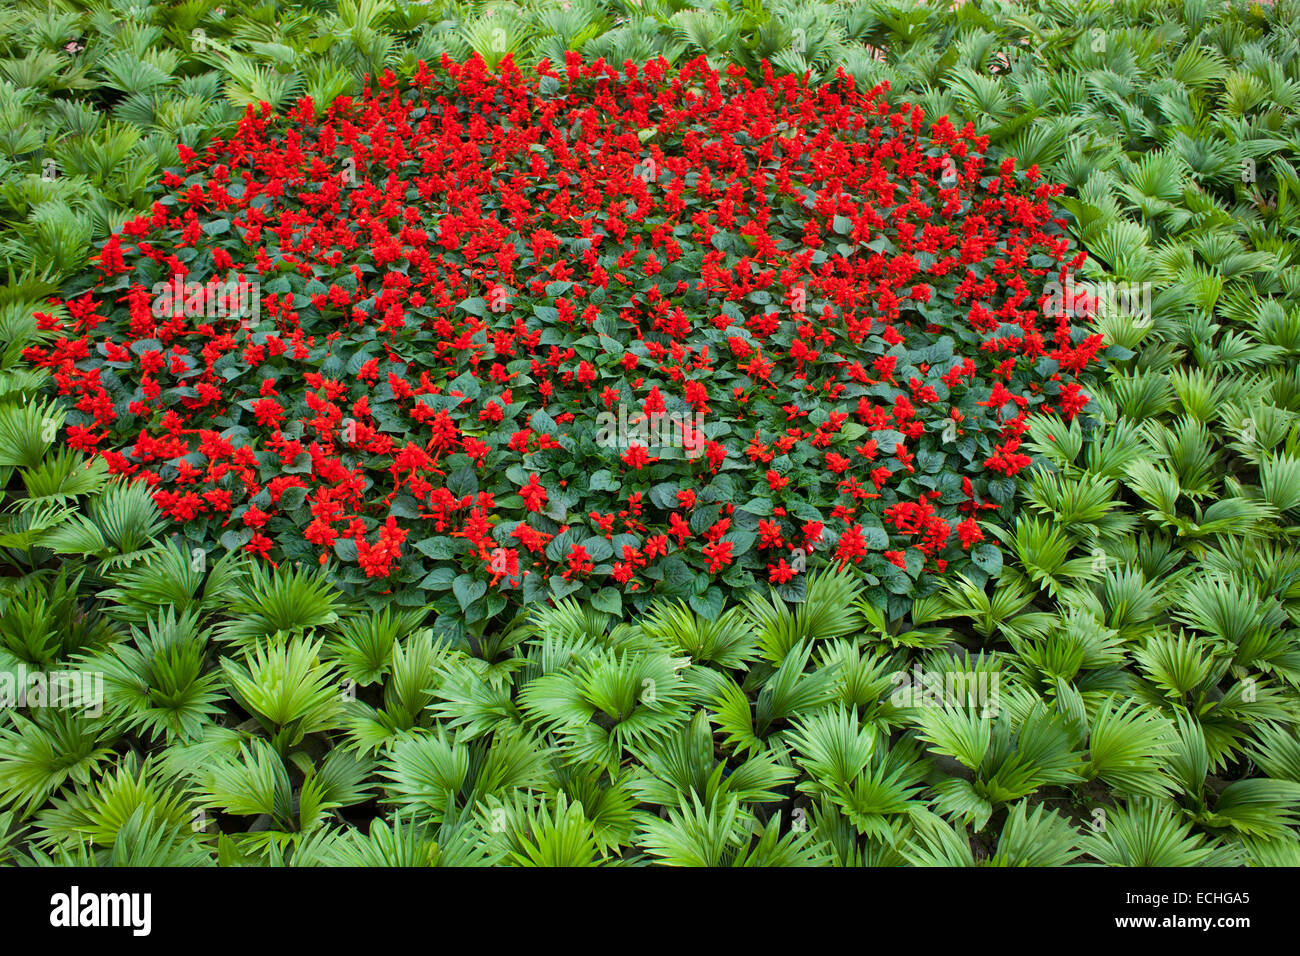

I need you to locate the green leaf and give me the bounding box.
[591,587,622,615]
[453,575,487,612]
[458,297,488,317]
[971,543,1002,577]
[688,587,724,620]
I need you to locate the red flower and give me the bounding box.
[704,441,727,472]
[484,545,520,586]
[622,444,654,469]
[985,439,1033,476]
[520,474,548,512]
[702,540,734,573]
[768,559,797,583]
[562,543,593,580]
[244,533,273,561]
[251,398,285,428]
[357,516,407,578]
[668,513,691,546]
[642,386,666,418]
[957,517,984,549]
[835,524,868,566]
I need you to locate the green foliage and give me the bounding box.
[2,0,1300,866]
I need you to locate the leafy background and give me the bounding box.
[1,0,1299,866]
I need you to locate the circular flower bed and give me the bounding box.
[31,53,1102,624]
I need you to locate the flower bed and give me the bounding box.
[31,53,1101,623]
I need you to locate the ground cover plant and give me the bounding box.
[1,0,1299,868]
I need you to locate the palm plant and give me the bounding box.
[914,699,1083,831]
[636,791,829,866]
[81,607,227,743]
[0,710,118,817]
[1082,796,1245,866]
[221,636,349,752]
[904,800,1084,866]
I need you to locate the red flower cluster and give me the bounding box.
[30,53,1099,619]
